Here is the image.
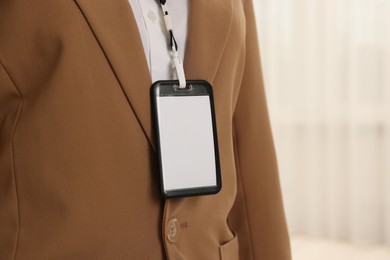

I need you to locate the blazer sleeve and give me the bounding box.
[227,0,292,259]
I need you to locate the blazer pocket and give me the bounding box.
[219,234,239,260]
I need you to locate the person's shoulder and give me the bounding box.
[0,0,71,12]
[0,0,77,23]
[0,0,83,36]
[0,0,81,60]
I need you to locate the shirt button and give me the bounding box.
[147,10,157,23]
[166,218,180,243]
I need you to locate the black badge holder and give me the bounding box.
[151,0,222,198]
[151,80,222,198]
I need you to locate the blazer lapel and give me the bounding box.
[184,0,233,82]
[74,0,154,148]
[74,0,233,151]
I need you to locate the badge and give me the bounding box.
[151,80,222,198]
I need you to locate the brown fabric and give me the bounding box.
[0,0,291,259]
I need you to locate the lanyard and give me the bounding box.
[157,0,187,88]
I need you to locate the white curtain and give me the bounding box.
[254,0,390,245]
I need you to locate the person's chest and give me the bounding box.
[128,0,189,82]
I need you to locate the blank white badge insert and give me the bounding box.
[156,95,217,191]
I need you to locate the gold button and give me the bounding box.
[167,218,180,243]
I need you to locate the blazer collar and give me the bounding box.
[74,0,233,151]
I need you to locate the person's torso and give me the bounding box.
[0,0,246,259]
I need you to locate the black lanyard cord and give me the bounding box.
[158,0,179,52]
[156,0,186,87]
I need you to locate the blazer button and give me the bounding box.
[167,218,180,243]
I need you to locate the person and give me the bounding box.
[0,0,291,259]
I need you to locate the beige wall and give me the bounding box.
[254,0,390,246]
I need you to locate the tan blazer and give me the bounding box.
[0,0,291,259]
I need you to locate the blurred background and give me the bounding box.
[253,0,390,259]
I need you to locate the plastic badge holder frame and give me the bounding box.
[151,80,222,198]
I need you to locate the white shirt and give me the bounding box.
[128,0,189,82]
